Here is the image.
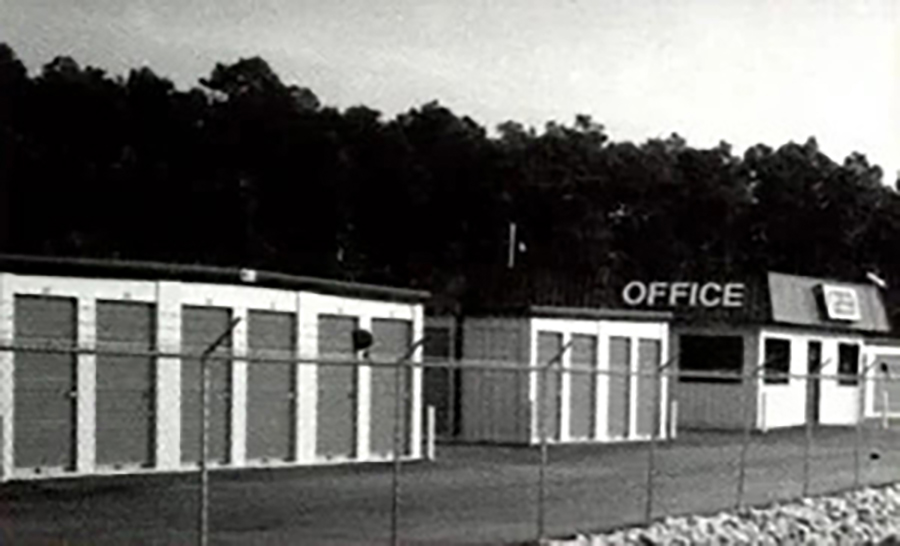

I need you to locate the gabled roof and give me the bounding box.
[0,254,430,304]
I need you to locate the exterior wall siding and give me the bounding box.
[670,325,759,430]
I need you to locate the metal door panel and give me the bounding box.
[246,310,295,462]
[316,315,358,459]
[96,302,155,467]
[537,332,563,441]
[13,296,77,470]
[569,334,597,440]
[636,339,660,437]
[607,336,631,439]
[370,319,412,457]
[181,306,232,464]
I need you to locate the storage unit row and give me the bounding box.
[425,307,673,445]
[0,266,427,481]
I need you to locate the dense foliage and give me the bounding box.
[1,45,898,315]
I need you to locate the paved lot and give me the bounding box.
[1,425,899,545]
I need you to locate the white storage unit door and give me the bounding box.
[13,296,78,471]
[95,301,155,467]
[607,336,631,439]
[537,331,563,441]
[635,339,661,437]
[369,319,413,457]
[569,334,597,441]
[316,315,358,459]
[181,306,232,464]
[246,310,296,462]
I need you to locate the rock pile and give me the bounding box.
[548,485,900,545]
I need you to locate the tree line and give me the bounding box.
[1,43,899,317]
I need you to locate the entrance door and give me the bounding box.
[316,315,358,459]
[807,341,822,425]
[13,296,78,471]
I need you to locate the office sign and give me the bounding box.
[622,281,745,308]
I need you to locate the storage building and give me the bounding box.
[0,255,429,481]
[425,306,673,445]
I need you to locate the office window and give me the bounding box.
[838,343,860,386]
[678,335,743,383]
[763,338,791,385]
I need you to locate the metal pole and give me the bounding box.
[537,340,573,542]
[736,358,774,510]
[198,317,241,546]
[803,358,829,498]
[391,338,427,546]
[855,356,879,489]
[645,354,677,524]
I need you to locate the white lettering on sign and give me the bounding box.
[821,285,860,321]
[622,281,746,308]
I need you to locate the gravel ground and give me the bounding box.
[550,484,900,546]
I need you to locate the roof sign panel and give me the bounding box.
[819,284,861,322]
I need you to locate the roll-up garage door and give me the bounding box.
[95,301,155,467]
[537,332,563,441]
[370,319,413,457]
[13,296,78,471]
[316,315,358,459]
[635,339,661,437]
[569,334,597,441]
[246,310,295,462]
[181,306,232,464]
[607,336,631,439]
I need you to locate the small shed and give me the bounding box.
[426,306,673,445]
[0,254,429,481]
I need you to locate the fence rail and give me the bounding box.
[0,343,898,545]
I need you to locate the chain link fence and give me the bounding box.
[0,341,898,545]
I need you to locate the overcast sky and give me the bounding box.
[2,0,897,180]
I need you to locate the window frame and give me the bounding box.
[762,337,791,385]
[837,342,861,387]
[677,334,745,384]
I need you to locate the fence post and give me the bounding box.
[198,317,241,546]
[426,405,436,461]
[391,338,426,546]
[645,354,677,524]
[537,340,573,542]
[736,359,772,510]
[855,356,879,490]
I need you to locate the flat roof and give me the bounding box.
[465,304,673,323]
[0,254,430,304]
